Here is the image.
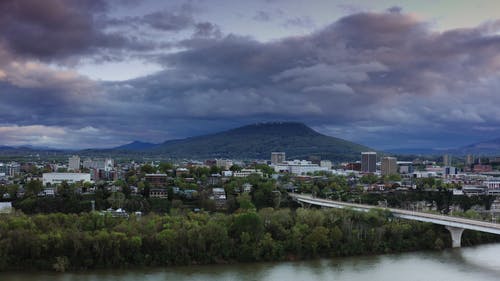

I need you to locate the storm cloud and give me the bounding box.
[0,4,500,149]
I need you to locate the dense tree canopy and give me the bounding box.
[0,207,497,272]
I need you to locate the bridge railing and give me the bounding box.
[290,193,500,230]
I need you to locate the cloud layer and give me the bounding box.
[0,2,500,150]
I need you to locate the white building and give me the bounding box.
[272,160,330,175]
[42,173,92,186]
[484,180,500,195]
[0,162,20,176]
[0,202,12,213]
[68,155,80,171]
[412,171,438,178]
[216,159,233,170]
[212,187,227,209]
[320,160,332,169]
[82,158,114,172]
[233,169,263,177]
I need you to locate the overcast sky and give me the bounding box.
[1,0,500,150]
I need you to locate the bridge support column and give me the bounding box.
[445,226,464,248]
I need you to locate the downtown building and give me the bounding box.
[381,157,398,176]
[68,155,81,171]
[271,152,286,164]
[361,152,377,173]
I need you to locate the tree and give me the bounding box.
[107,192,126,209]
[254,164,274,176]
[231,212,263,240]
[360,174,378,184]
[140,164,156,174]
[58,181,74,198]
[252,181,275,209]
[236,193,256,211]
[158,162,173,173]
[230,165,242,172]
[25,180,43,196]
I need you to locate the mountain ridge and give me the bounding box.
[113,141,158,151]
[147,122,372,161]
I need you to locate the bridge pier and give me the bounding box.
[445,226,464,248]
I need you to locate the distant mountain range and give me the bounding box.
[113,141,158,151]
[138,122,372,161]
[451,138,500,155]
[4,122,500,159]
[386,138,500,156]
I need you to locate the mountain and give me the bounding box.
[0,146,15,150]
[113,141,158,151]
[453,138,500,155]
[384,148,445,155]
[149,122,372,161]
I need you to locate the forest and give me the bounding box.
[0,207,498,272]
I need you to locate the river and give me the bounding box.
[2,243,500,281]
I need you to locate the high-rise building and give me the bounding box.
[0,162,20,176]
[271,152,286,164]
[361,152,377,173]
[381,157,397,176]
[443,154,452,166]
[466,154,474,166]
[68,155,80,171]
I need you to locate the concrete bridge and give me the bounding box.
[290,193,500,248]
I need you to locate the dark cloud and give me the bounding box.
[0,0,155,61]
[141,8,194,31]
[193,22,222,38]
[0,0,105,59]
[1,10,500,149]
[387,6,403,14]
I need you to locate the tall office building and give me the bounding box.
[271,152,286,164]
[361,152,377,173]
[68,155,80,171]
[443,154,452,166]
[381,157,397,176]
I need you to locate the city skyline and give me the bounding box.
[1,0,500,149]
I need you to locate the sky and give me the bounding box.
[1,0,500,150]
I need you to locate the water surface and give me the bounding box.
[3,243,500,281]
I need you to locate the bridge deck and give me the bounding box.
[290,193,500,235]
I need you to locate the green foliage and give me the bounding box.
[384,174,402,182]
[25,180,43,197]
[230,165,242,172]
[0,207,497,272]
[360,174,379,184]
[236,193,256,211]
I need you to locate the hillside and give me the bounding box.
[452,138,500,155]
[113,141,158,151]
[149,122,371,161]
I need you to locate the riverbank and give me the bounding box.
[2,244,500,280]
[0,208,498,272]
